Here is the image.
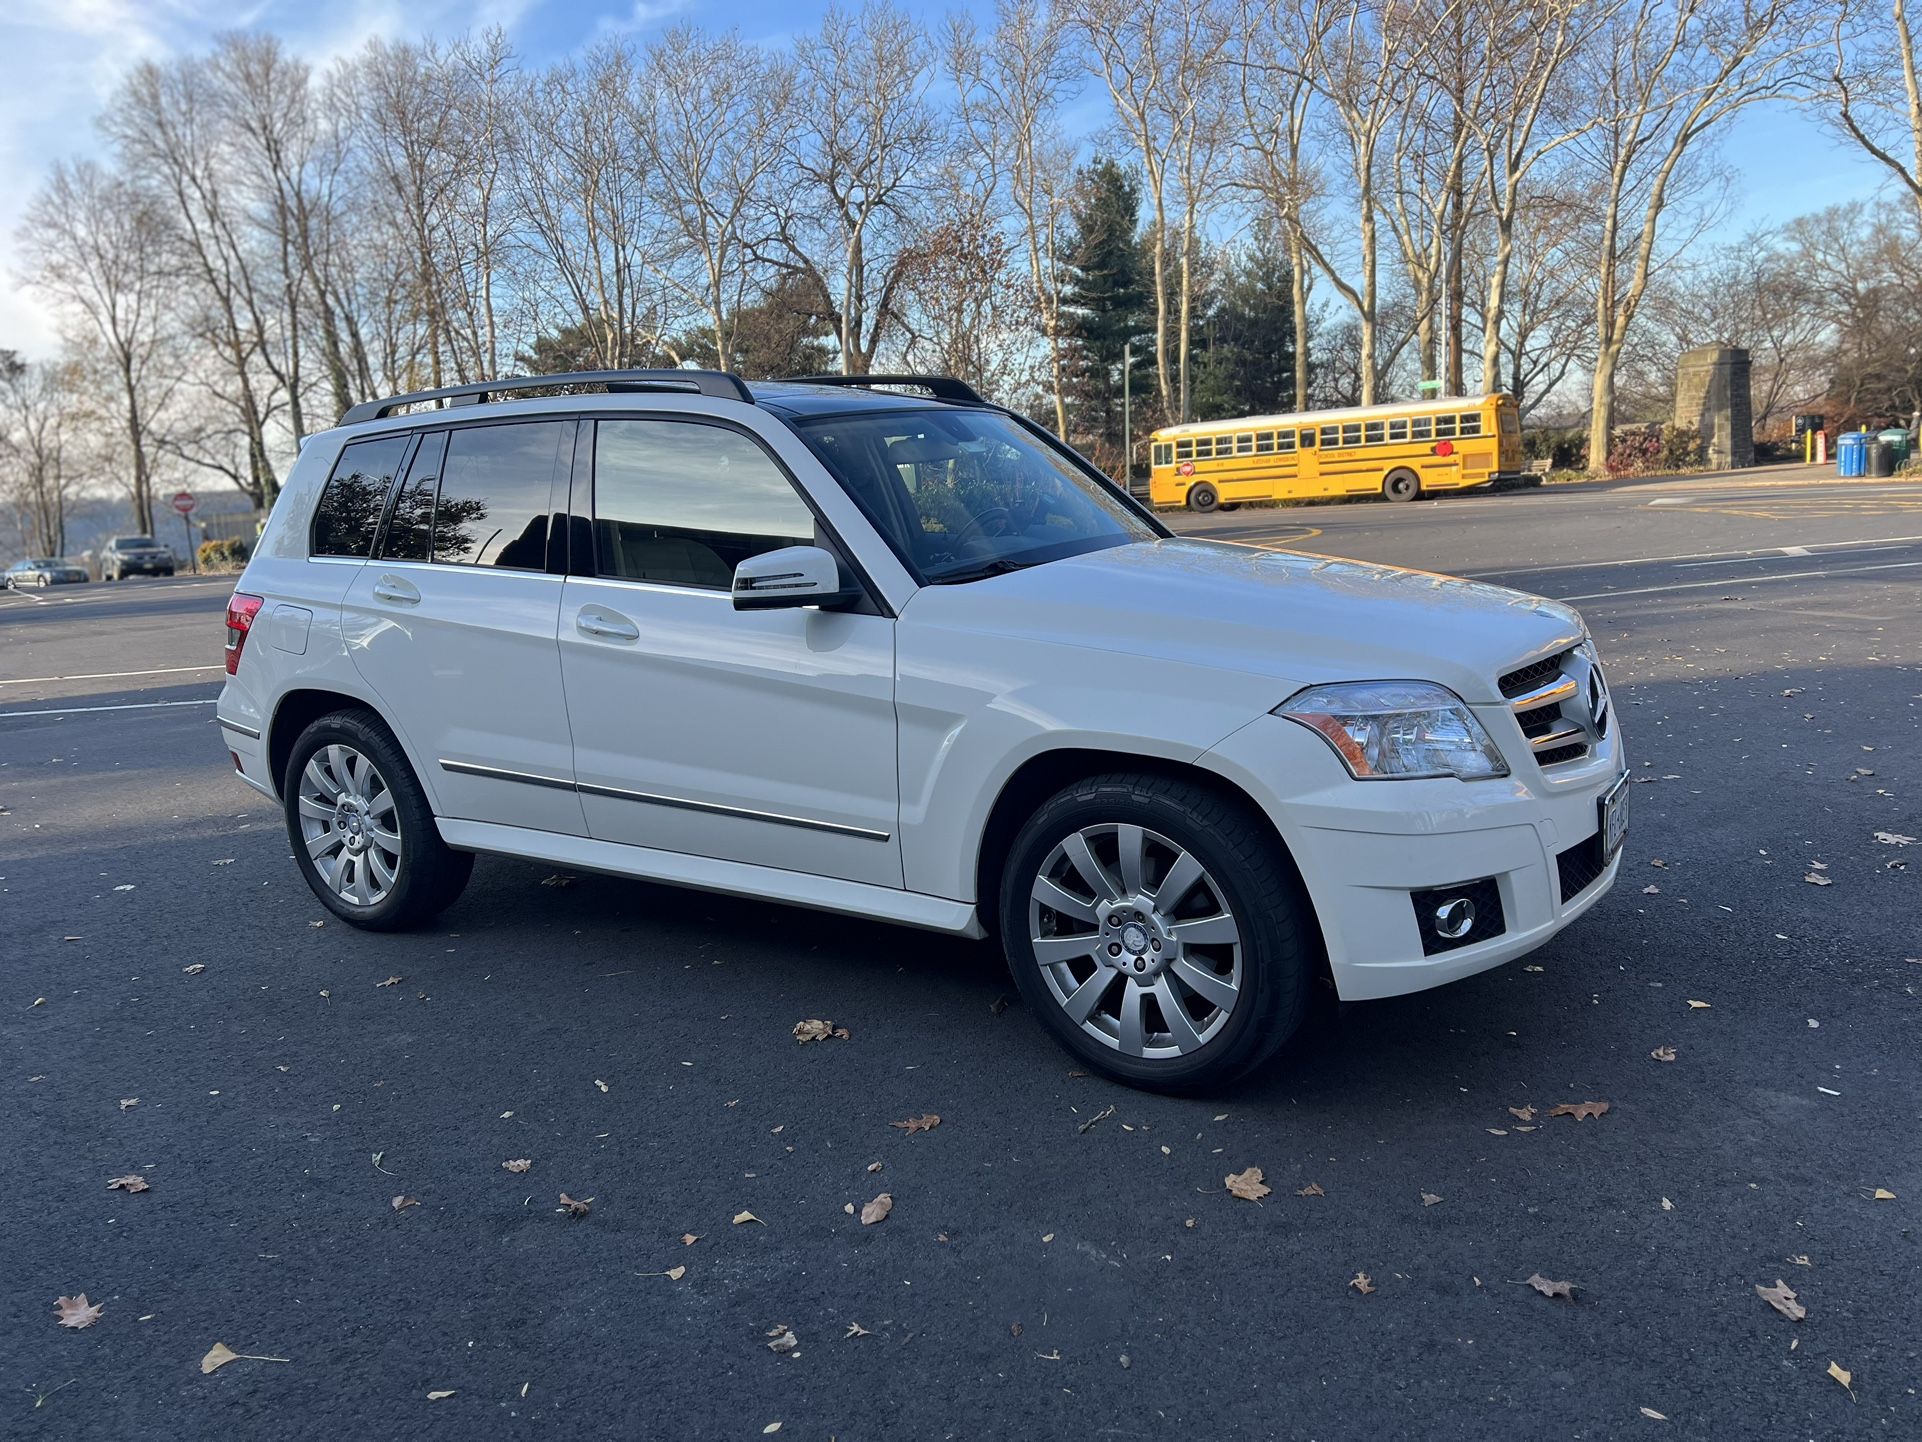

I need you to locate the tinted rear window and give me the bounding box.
[313,439,408,558]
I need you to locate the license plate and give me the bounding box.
[1599,772,1630,859]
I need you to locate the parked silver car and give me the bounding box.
[5,557,88,587]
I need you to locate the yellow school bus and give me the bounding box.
[1147,393,1527,511]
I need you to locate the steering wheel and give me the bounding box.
[951,505,1014,547]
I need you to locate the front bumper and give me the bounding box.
[115,560,174,574]
[1202,713,1624,1001]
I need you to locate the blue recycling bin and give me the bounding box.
[1836,431,1869,478]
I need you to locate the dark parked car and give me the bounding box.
[5,557,89,587]
[102,536,176,580]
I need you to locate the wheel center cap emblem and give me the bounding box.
[1121,923,1150,956]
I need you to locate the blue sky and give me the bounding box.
[0,0,1893,358]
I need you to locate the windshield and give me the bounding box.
[794,409,1157,584]
[115,537,156,548]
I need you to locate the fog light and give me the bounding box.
[1433,897,1476,939]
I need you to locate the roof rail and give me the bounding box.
[785,374,986,405]
[339,369,754,426]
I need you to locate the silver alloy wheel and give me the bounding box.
[1027,823,1243,1059]
[297,743,402,907]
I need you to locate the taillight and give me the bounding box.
[225,592,264,675]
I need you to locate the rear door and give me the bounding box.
[557,415,901,888]
[342,417,587,836]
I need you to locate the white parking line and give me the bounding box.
[1559,559,1922,603]
[0,664,225,687]
[0,698,218,720]
[1464,534,1922,579]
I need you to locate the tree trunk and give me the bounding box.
[1587,341,1622,474]
[1481,211,1515,394]
[1288,227,1310,409]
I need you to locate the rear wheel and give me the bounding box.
[1382,469,1422,503]
[998,774,1316,1091]
[1187,482,1219,513]
[283,710,473,931]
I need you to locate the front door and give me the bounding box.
[342,417,587,837]
[557,416,901,889]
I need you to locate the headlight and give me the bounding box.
[1276,680,1509,781]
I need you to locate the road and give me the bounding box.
[4,467,1917,1439]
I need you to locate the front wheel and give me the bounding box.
[998,774,1316,1091]
[1186,482,1219,514]
[283,710,473,930]
[1382,469,1422,503]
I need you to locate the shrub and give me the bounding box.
[197,537,249,571]
[1603,427,1663,476]
[1658,424,1703,471]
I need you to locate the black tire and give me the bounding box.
[1382,469,1422,503]
[1187,482,1219,513]
[997,773,1317,1092]
[282,709,473,931]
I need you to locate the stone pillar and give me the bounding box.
[1674,345,1753,469]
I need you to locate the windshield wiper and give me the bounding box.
[927,555,1035,585]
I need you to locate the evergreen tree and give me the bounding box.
[1060,158,1149,459]
[1189,233,1298,422]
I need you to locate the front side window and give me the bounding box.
[796,407,1155,585]
[1175,438,1194,461]
[314,437,407,558]
[593,420,814,589]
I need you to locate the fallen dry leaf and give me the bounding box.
[1872,831,1915,846]
[733,1210,763,1225]
[1642,884,1661,895]
[1755,1280,1805,1322]
[665,1265,686,1281]
[1523,1273,1577,1300]
[1296,1182,1325,1197]
[1686,1000,1710,1010]
[1640,1406,1668,1420]
[1867,1188,1896,1201]
[1224,1166,1270,1201]
[1651,1045,1677,1062]
[106,1174,148,1193]
[199,1342,289,1373]
[1788,1254,1811,1266]
[55,1294,102,1330]
[594,1079,608,1093]
[792,1019,849,1044]
[845,1321,871,1338]
[391,1195,418,1212]
[889,1113,941,1134]
[427,1390,456,1401]
[375,976,401,988]
[502,1159,532,1174]
[1508,1105,1536,1122]
[1826,1361,1853,1397]
[1548,1101,1611,1121]
[860,1192,893,1226]
[1421,1192,1443,1207]
[119,1098,139,1110]
[866,1161,882,1173]
[1804,873,1832,887]
[1349,1272,1375,1295]
[766,1326,798,1355]
[681,1233,700,1245]
[763,1426,782,1436]
[183,964,205,975]
[558,1193,593,1217]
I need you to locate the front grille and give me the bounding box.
[1557,831,1609,903]
[1410,877,1507,955]
[1497,646,1599,771]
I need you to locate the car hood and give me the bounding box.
[903,537,1584,704]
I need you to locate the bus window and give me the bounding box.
[1254,431,1275,454]
[1319,425,1339,449]
[1277,429,1297,453]
[1363,420,1385,445]
[1388,419,1408,443]
[1236,433,1254,456]
[1300,428,1316,448]
[1340,423,1362,447]
[1499,408,1520,435]
[1176,439,1194,461]
[1458,413,1482,437]
[1434,415,1457,439]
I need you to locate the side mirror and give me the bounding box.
[731,545,860,612]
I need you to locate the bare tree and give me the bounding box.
[1829,1,1922,226]
[17,161,177,531]
[638,28,794,373]
[0,352,84,556]
[1574,0,1823,471]
[768,3,949,374]
[949,0,1081,429]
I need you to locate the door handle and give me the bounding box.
[576,607,639,642]
[372,574,421,605]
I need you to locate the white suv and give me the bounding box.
[218,370,1625,1089]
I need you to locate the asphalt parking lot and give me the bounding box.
[4,466,1917,1439]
